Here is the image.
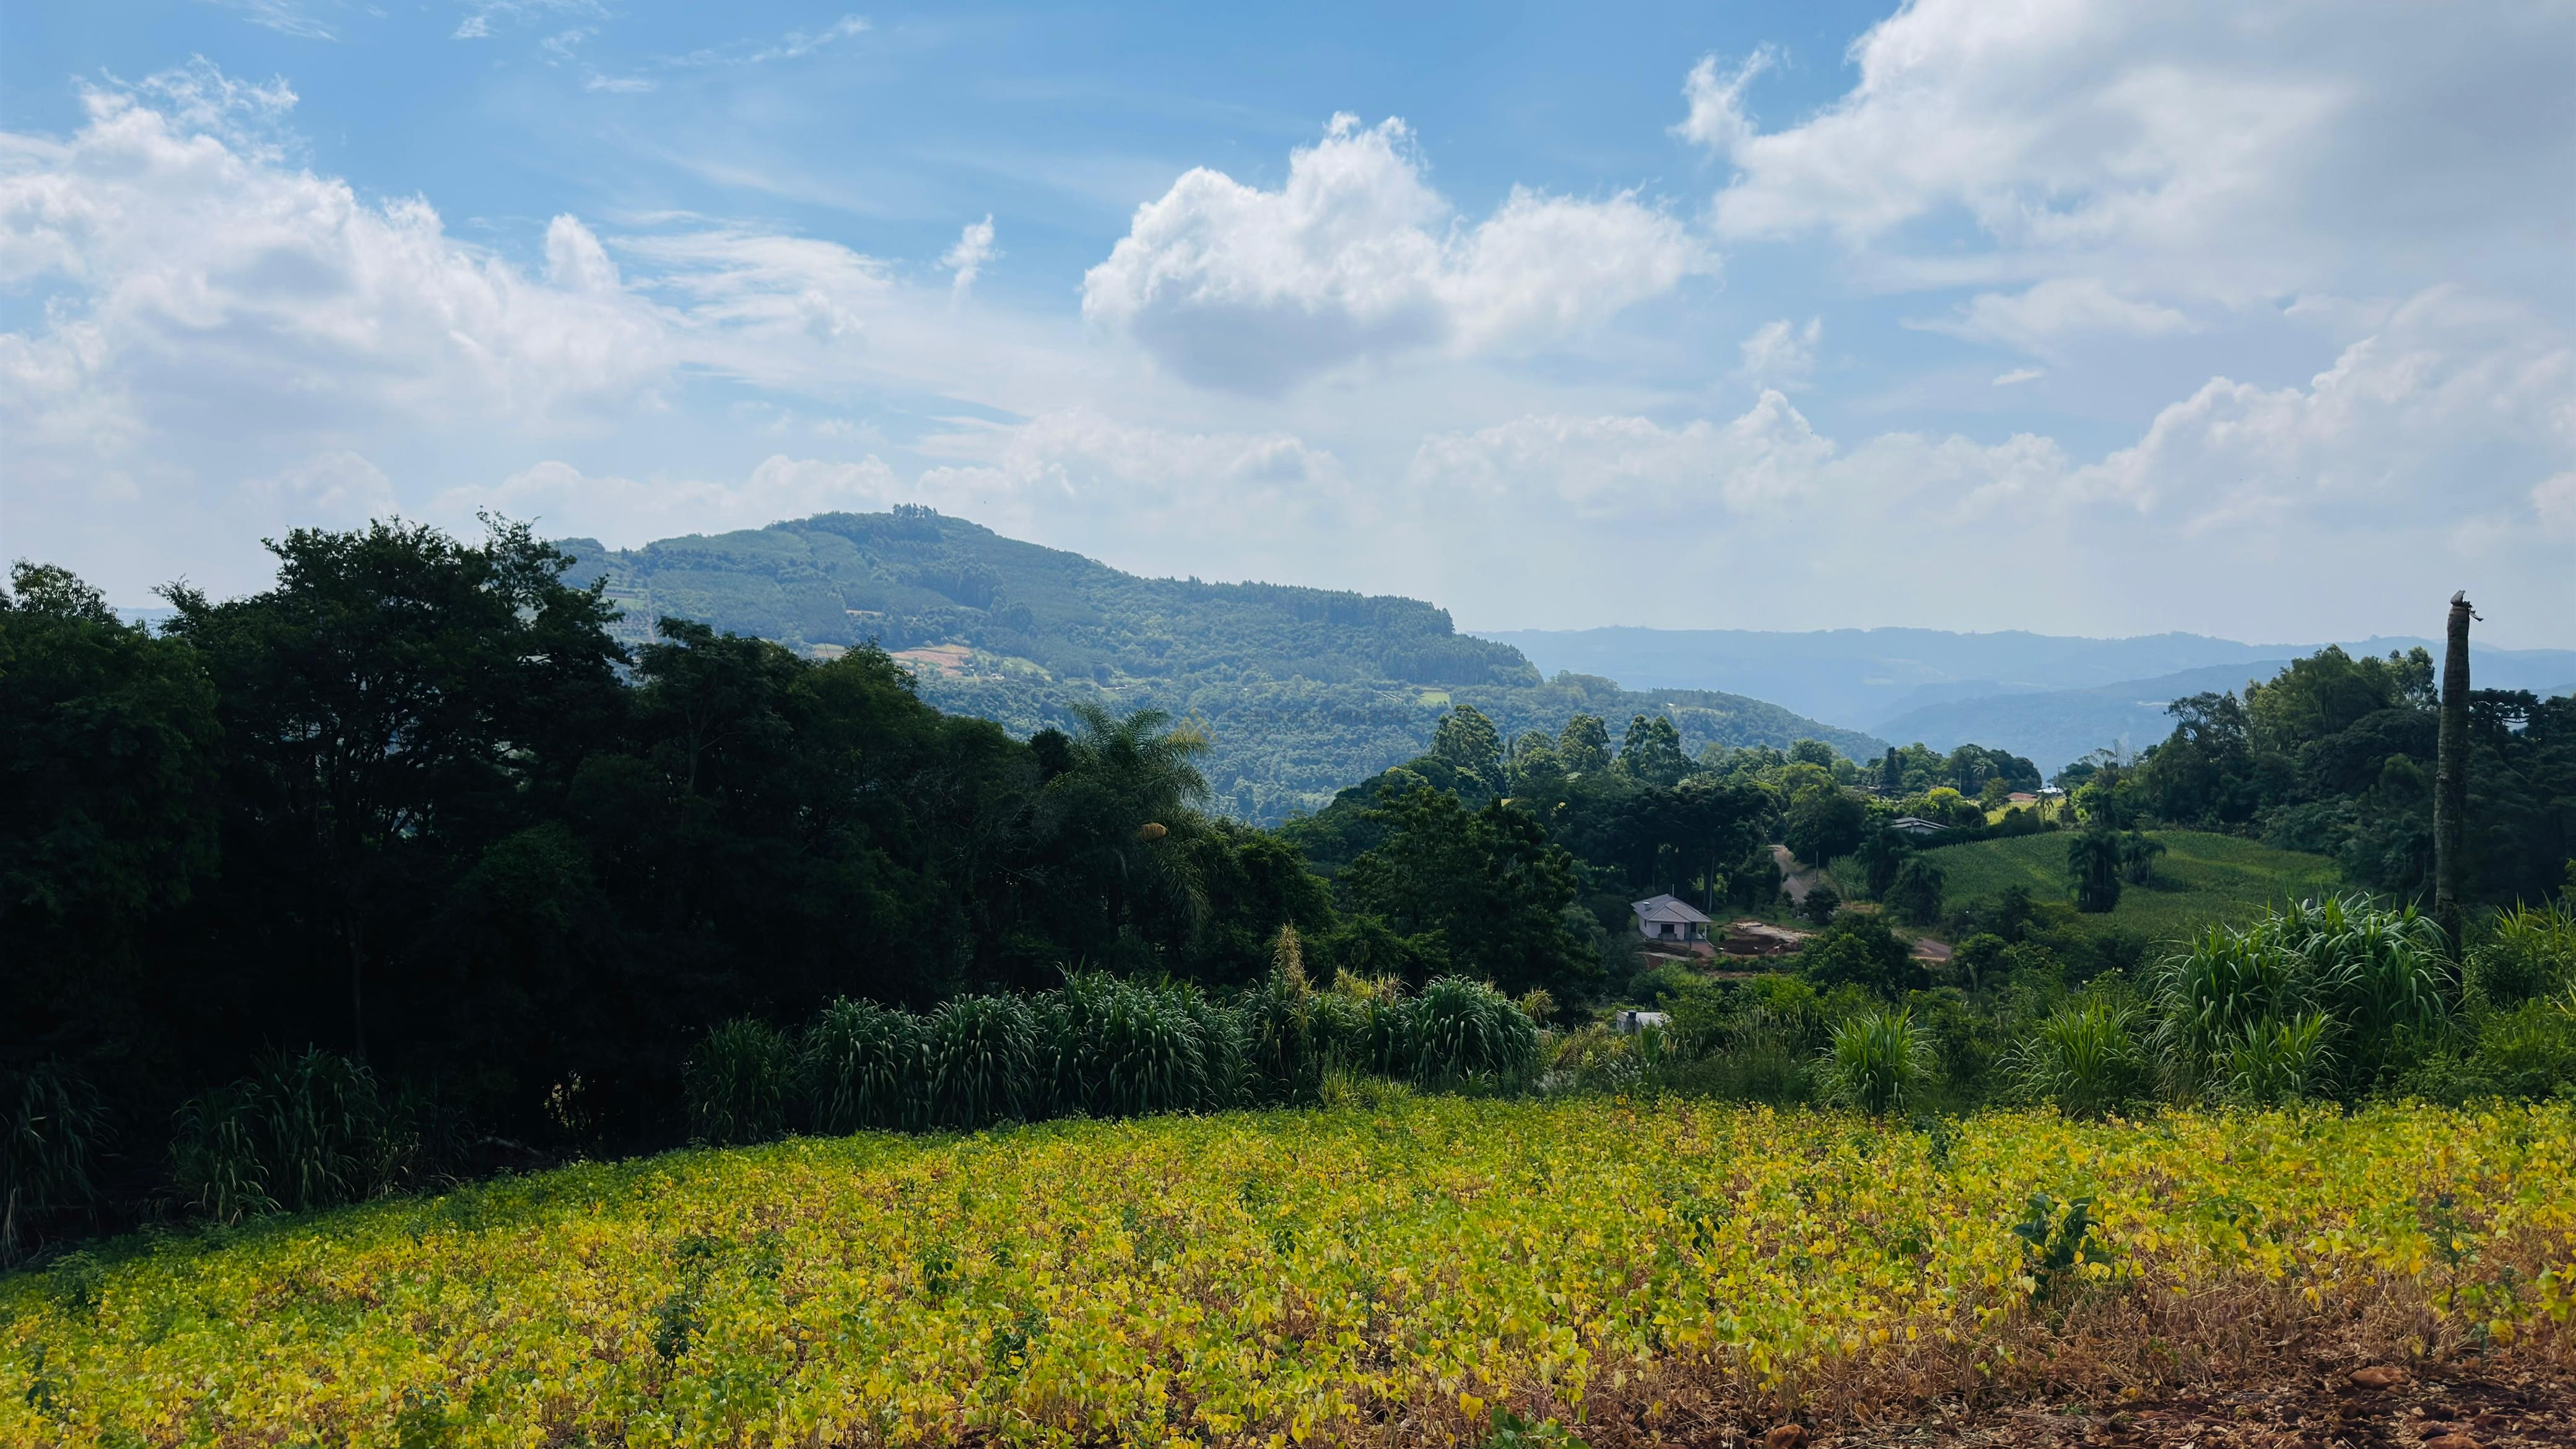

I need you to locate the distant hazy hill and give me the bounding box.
[552,510,1882,822]
[1482,625,2576,733]
[1870,662,2299,772]
[1484,624,2576,772]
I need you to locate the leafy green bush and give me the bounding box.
[2461,996,2576,1099]
[2011,1001,2149,1119]
[684,1019,796,1146]
[2404,991,2576,1104]
[1796,912,1928,999]
[1816,1008,1936,1116]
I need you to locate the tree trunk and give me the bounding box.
[2433,591,2473,955]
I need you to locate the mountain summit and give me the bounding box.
[553,509,1882,821]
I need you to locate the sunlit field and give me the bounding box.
[1927,830,2347,940]
[6,1095,2569,1448]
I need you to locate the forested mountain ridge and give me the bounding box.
[553,509,1884,820]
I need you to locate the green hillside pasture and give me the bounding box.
[1930,829,2345,942]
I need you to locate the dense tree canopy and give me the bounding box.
[2112,645,2572,908]
[0,526,1353,1175]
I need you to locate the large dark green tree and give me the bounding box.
[1338,788,1593,996]
[1784,786,1866,867]
[162,520,628,1066]
[2,563,223,1077]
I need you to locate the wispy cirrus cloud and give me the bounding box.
[668,14,871,69]
[201,0,341,41]
[451,0,600,43]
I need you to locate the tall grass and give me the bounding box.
[679,967,1543,1144]
[167,1048,438,1224]
[2,1066,108,1264]
[925,994,1037,1129]
[801,998,927,1134]
[2150,894,2447,1102]
[2011,1001,2149,1119]
[2466,901,2576,1008]
[1038,975,1209,1118]
[1408,977,1541,1086]
[1816,1008,1936,1116]
[684,1019,795,1146]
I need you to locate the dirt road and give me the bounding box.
[1771,844,1828,905]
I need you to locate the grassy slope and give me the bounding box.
[4,1097,2567,1447]
[1930,829,2345,942]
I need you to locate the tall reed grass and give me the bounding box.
[678,967,1539,1146]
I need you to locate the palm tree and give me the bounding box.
[1036,704,1214,946]
[2068,828,2123,913]
[2118,832,2167,886]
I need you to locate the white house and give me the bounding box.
[1888,816,1949,837]
[1631,893,1712,944]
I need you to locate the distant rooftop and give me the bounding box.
[1631,893,1712,925]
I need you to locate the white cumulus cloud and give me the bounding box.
[1671,49,1778,158]
[1082,115,1712,393]
[1738,318,1821,389]
[2069,289,2575,531]
[942,215,998,300]
[1681,0,2576,308]
[0,69,672,456]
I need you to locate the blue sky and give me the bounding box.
[4,0,2570,645]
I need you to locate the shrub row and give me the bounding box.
[684,963,1542,1146]
[1608,893,2576,1122]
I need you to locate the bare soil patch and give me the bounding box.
[1679,1359,2576,1448]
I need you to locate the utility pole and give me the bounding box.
[2433,590,2475,955]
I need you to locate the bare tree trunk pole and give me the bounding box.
[2434,591,2474,955]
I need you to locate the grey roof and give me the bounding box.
[1888,816,1950,834]
[1630,893,1713,925]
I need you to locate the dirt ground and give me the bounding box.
[1687,1360,2576,1448]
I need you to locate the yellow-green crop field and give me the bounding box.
[5,1096,2572,1448]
